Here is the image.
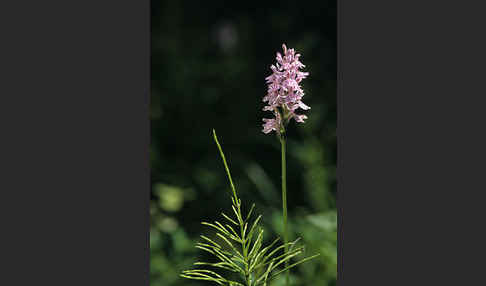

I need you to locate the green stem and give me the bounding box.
[238,202,251,286]
[280,131,289,286]
[213,129,251,285]
[213,129,238,200]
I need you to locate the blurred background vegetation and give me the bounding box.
[151,1,336,285]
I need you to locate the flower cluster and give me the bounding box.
[262,43,310,134]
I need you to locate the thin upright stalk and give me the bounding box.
[280,131,289,286]
[213,129,251,285]
[213,129,237,199]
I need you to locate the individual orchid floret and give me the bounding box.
[262,111,282,134]
[262,43,310,135]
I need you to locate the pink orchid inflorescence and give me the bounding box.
[262,43,310,135]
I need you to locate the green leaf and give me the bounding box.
[256,239,299,269]
[247,229,264,260]
[181,270,226,285]
[195,245,216,255]
[245,203,256,222]
[216,232,243,259]
[255,259,275,285]
[224,223,241,240]
[249,237,280,273]
[246,215,262,244]
[267,253,321,282]
[194,261,239,272]
[222,212,239,226]
[200,235,222,249]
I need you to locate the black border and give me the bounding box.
[338,1,486,285]
[2,0,150,285]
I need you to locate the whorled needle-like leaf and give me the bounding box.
[255,259,275,286]
[242,222,248,240]
[195,261,239,272]
[228,282,246,286]
[232,204,243,224]
[245,215,262,244]
[264,253,321,285]
[263,261,275,286]
[181,269,227,285]
[215,221,231,235]
[212,248,243,269]
[245,203,256,222]
[271,246,304,265]
[268,248,303,271]
[202,222,230,236]
[183,269,225,279]
[195,244,216,255]
[247,229,264,260]
[288,237,301,252]
[201,235,223,249]
[216,232,244,259]
[196,242,238,261]
[249,237,280,273]
[254,239,299,270]
[222,212,239,226]
[202,221,242,243]
[224,223,241,240]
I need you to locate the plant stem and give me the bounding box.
[213,130,251,285]
[280,131,289,286]
[237,201,251,286]
[213,129,238,199]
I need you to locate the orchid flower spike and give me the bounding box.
[262,43,310,135]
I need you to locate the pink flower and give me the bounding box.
[262,44,310,134]
[262,112,282,134]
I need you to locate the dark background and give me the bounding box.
[151,1,336,285]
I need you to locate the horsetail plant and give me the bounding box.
[262,44,310,286]
[180,130,318,286]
